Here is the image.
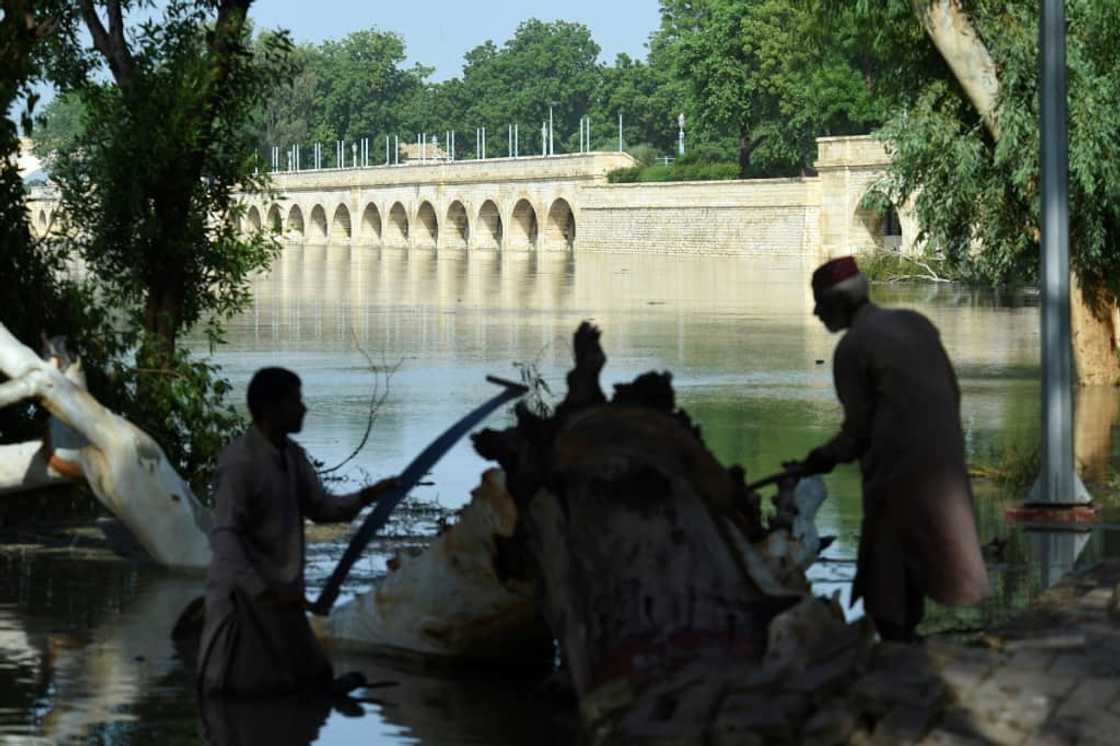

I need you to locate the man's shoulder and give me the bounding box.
[217,430,257,468]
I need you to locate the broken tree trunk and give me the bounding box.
[473,323,869,742]
[0,321,212,568]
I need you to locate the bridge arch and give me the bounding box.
[308,205,328,241]
[331,204,352,240]
[445,201,469,250]
[416,201,438,249]
[387,202,409,248]
[510,199,538,251]
[286,204,304,236]
[246,205,262,233]
[476,200,502,250]
[267,204,283,233]
[544,198,575,251]
[360,203,382,244]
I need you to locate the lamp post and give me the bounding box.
[548,102,556,156]
[1029,0,1090,507]
[678,113,686,157]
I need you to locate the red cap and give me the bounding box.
[812,256,860,294]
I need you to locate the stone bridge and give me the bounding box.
[26,136,914,260]
[241,152,634,253]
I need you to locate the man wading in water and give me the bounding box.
[795,256,990,643]
[197,367,398,696]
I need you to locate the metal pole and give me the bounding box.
[549,105,554,155]
[579,117,584,153]
[395,135,399,165]
[587,117,592,152]
[619,112,623,152]
[542,121,547,155]
[509,124,513,158]
[515,124,519,157]
[482,127,486,159]
[1031,0,1088,505]
[452,130,456,161]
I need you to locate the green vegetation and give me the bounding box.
[608,158,740,184]
[5,0,292,492]
[31,5,896,177]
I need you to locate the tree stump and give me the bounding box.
[474,322,870,743]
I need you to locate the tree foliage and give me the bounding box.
[861,0,1120,297]
[22,0,297,488]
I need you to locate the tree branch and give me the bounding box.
[78,0,133,85]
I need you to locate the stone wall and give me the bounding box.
[577,178,821,261]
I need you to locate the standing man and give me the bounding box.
[198,367,397,696]
[797,256,990,642]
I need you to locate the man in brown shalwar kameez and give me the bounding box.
[796,256,990,643]
[197,367,397,696]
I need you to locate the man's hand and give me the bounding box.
[796,447,836,476]
[361,476,402,507]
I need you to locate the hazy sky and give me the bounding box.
[249,0,663,81]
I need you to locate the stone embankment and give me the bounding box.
[832,560,1120,745]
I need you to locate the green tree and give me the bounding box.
[0,0,107,443]
[309,29,431,146]
[655,0,888,177]
[452,19,603,157]
[591,52,680,155]
[838,0,1120,382]
[40,0,296,485]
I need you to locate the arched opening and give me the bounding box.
[267,204,283,233]
[331,204,352,240]
[446,201,469,250]
[247,205,262,233]
[476,200,502,250]
[881,206,903,250]
[387,202,409,248]
[309,204,328,241]
[416,201,438,248]
[37,210,46,230]
[544,198,575,251]
[286,205,305,236]
[510,199,538,251]
[360,203,382,244]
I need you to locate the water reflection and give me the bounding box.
[1026,528,1093,590]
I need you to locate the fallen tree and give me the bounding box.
[471,322,869,742]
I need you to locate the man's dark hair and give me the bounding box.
[247,367,301,421]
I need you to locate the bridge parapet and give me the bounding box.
[268,151,636,191]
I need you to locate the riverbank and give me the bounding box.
[833,559,1120,745]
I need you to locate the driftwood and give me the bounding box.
[313,468,554,665]
[472,322,871,743]
[0,322,213,568]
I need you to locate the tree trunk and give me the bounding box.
[738,128,752,178]
[911,0,1001,139]
[1071,273,1120,386]
[0,320,212,568]
[472,323,865,741]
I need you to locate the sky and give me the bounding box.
[248,0,663,81]
[10,1,662,122]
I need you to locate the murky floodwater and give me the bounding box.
[3,247,1120,744]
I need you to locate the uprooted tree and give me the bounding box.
[470,322,872,742]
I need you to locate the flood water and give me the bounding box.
[4,246,1120,744]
